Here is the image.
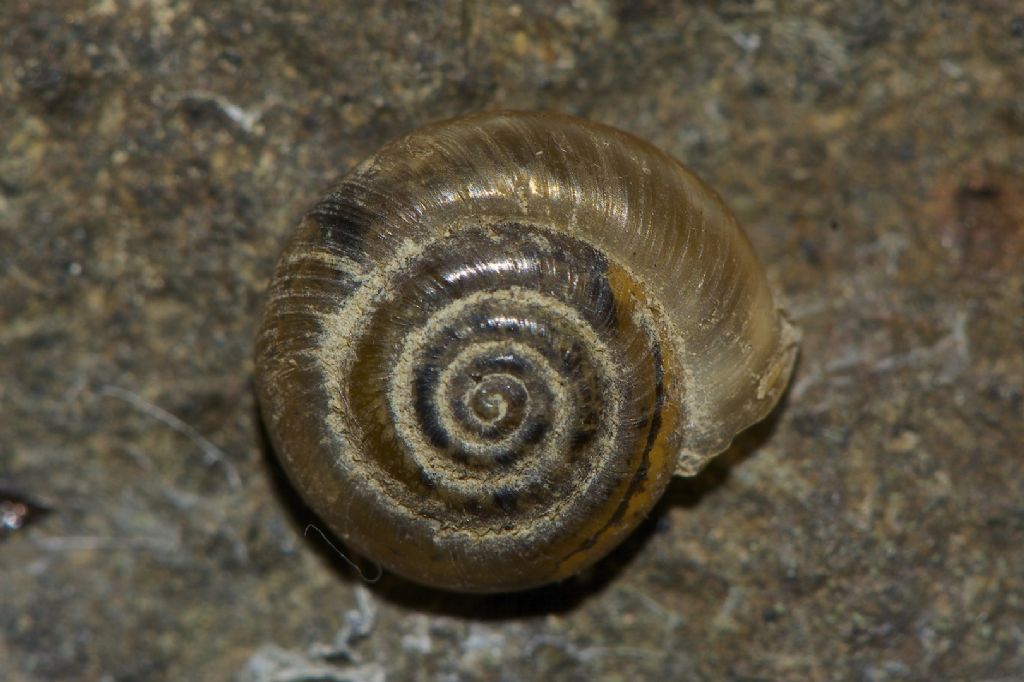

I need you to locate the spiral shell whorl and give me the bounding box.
[323,223,680,590]
[256,112,797,592]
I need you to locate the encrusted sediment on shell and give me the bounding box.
[255,111,798,592]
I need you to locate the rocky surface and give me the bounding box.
[1,1,1022,680]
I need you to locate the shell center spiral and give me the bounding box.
[342,222,673,527]
[466,373,525,427]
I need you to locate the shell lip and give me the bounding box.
[674,309,801,477]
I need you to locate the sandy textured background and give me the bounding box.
[2,1,1022,680]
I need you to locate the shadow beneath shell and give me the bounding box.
[662,403,786,510]
[255,390,788,619]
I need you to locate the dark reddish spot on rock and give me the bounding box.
[930,162,1024,276]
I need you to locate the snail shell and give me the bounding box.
[255,111,798,593]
